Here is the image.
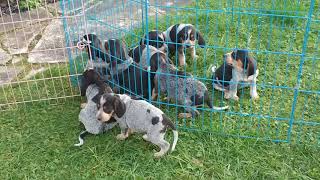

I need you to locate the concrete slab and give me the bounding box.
[0,48,11,65]
[0,7,53,34]
[0,66,22,86]
[28,19,67,63]
[2,23,46,54]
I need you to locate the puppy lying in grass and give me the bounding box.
[92,93,178,158]
[153,59,229,118]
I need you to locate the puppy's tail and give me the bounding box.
[162,114,178,152]
[171,130,178,152]
[205,91,229,111]
[74,130,89,147]
[212,105,229,111]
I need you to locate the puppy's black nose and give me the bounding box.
[97,117,101,121]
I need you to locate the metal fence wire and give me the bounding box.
[0,0,319,146]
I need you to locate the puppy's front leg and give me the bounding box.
[225,80,239,101]
[178,48,186,66]
[250,78,259,100]
[190,46,198,60]
[116,128,130,140]
[80,103,87,109]
[179,106,200,118]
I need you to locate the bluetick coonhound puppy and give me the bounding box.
[92,93,178,157]
[141,24,205,66]
[211,49,259,101]
[153,60,229,118]
[75,69,117,146]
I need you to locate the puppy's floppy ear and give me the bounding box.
[246,56,257,77]
[120,39,129,60]
[104,41,109,51]
[91,93,101,104]
[196,30,205,48]
[128,48,133,58]
[79,75,87,96]
[140,37,145,45]
[113,96,126,118]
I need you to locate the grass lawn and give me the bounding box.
[0,0,319,179]
[0,101,319,179]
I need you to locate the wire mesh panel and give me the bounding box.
[62,0,319,145]
[0,0,80,111]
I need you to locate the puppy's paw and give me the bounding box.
[231,95,239,101]
[179,63,187,67]
[251,94,259,100]
[224,93,231,99]
[225,93,239,101]
[154,152,165,158]
[178,113,192,118]
[192,54,199,59]
[116,134,127,140]
[80,103,87,109]
[142,134,149,141]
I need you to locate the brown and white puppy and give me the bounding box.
[92,93,178,157]
[212,49,259,101]
[163,24,205,66]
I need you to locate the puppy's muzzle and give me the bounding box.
[96,110,113,122]
[223,54,233,66]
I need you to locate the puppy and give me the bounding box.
[211,49,259,101]
[80,34,108,62]
[92,93,178,157]
[108,59,153,99]
[75,69,117,146]
[141,24,205,66]
[128,44,172,72]
[80,34,129,72]
[140,30,168,53]
[153,60,229,118]
[79,68,112,96]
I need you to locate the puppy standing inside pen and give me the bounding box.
[140,24,206,66]
[92,93,178,157]
[211,49,259,101]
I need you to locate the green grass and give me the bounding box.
[0,0,320,178]
[0,101,319,179]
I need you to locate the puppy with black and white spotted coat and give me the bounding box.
[153,59,229,118]
[140,24,206,67]
[92,93,178,158]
